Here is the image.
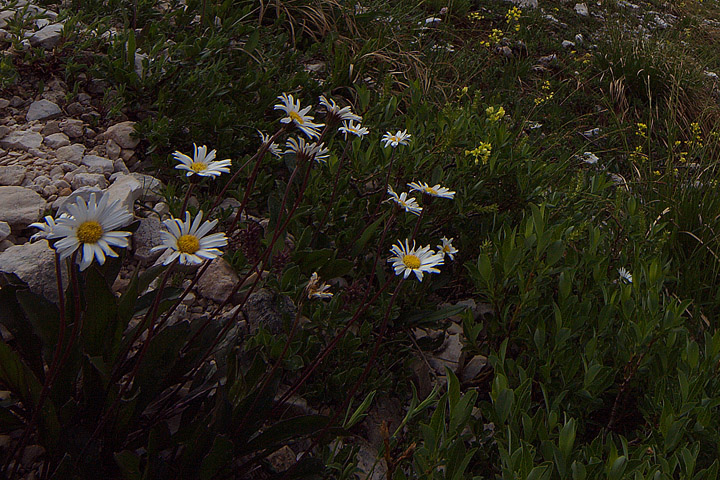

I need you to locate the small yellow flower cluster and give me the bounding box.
[465,142,492,165]
[690,122,703,148]
[505,6,521,31]
[457,86,469,99]
[636,122,647,138]
[673,140,688,163]
[629,145,647,163]
[480,28,503,47]
[534,81,554,106]
[468,11,484,21]
[485,106,505,122]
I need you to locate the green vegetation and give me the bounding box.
[4,0,720,477]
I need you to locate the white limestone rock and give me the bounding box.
[81,154,114,175]
[0,165,26,186]
[0,130,43,151]
[55,143,86,164]
[43,132,70,148]
[0,240,67,303]
[26,99,61,122]
[0,186,46,229]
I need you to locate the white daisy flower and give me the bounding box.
[173,144,232,178]
[274,93,324,139]
[338,121,369,139]
[319,95,362,124]
[48,193,133,271]
[618,267,633,284]
[29,214,70,242]
[437,237,458,260]
[257,130,282,157]
[306,272,333,300]
[408,181,456,199]
[151,210,228,265]
[285,137,330,164]
[581,151,599,164]
[381,130,411,148]
[387,186,422,216]
[388,239,444,281]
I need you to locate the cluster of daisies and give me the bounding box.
[31,143,234,271]
[31,193,228,271]
[28,92,459,293]
[386,181,458,282]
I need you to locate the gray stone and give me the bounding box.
[574,3,588,16]
[103,121,139,149]
[0,165,26,186]
[28,23,63,49]
[265,446,296,474]
[197,258,240,303]
[460,355,487,383]
[133,216,164,263]
[0,186,46,229]
[105,174,142,213]
[43,132,70,148]
[26,99,61,122]
[129,173,164,202]
[0,222,9,242]
[242,288,295,334]
[0,130,43,151]
[82,154,114,175]
[113,158,129,174]
[71,173,107,190]
[428,333,463,375]
[0,240,66,303]
[55,143,85,164]
[59,119,84,138]
[106,139,121,160]
[512,0,537,7]
[56,186,103,216]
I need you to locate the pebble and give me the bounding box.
[0,130,43,151]
[0,186,46,229]
[0,165,26,186]
[43,132,70,148]
[26,99,62,122]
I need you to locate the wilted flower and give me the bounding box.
[387,186,422,216]
[388,239,444,281]
[618,267,633,284]
[257,131,282,157]
[319,95,362,124]
[174,144,232,178]
[306,272,333,300]
[437,237,458,260]
[152,211,228,265]
[338,121,369,139]
[48,193,133,271]
[275,93,324,139]
[285,137,330,163]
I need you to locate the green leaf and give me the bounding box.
[245,415,331,451]
[351,215,384,257]
[200,435,234,480]
[114,450,142,480]
[344,390,376,429]
[82,267,119,359]
[400,305,466,327]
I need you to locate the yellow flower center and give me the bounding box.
[177,234,200,254]
[76,221,103,244]
[426,187,438,195]
[289,111,305,124]
[190,162,207,172]
[443,245,451,252]
[403,254,421,269]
